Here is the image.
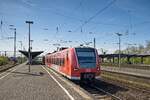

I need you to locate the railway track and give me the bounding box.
[78,81,122,100]
[48,66,122,99]
[101,69,150,79]
[76,78,150,100]
[101,70,150,92]
[90,84,122,100]
[46,65,149,99]
[96,78,150,100]
[100,77,150,95]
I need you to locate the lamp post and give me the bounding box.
[10,27,16,60]
[94,37,96,48]
[30,40,33,49]
[89,32,96,48]
[18,41,23,63]
[116,33,122,67]
[30,40,33,65]
[26,21,33,72]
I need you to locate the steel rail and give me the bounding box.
[90,84,122,100]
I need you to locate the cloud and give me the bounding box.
[21,0,36,7]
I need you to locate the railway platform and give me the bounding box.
[0,63,86,100]
[101,66,150,78]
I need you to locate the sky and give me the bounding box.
[0,0,150,55]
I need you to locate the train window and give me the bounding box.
[47,58,48,63]
[62,58,65,66]
[60,58,62,66]
[53,58,54,64]
[52,58,53,64]
[66,51,69,60]
[55,58,56,64]
[59,58,60,65]
[76,48,96,68]
[48,55,65,66]
[57,58,59,65]
[54,58,56,64]
[56,58,57,65]
[60,58,64,66]
[53,58,55,64]
[48,58,50,63]
[57,58,59,66]
[59,58,61,66]
[56,58,58,65]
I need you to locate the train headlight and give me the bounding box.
[74,68,79,71]
[97,67,100,70]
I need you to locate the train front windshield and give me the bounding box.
[75,48,96,68]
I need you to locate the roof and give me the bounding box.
[99,54,150,58]
[19,50,43,59]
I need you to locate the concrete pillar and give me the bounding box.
[141,57,143,64]
[4,51,7,57]
[109,57,111,63]
[101,57,104,63]
[127,56,131,64]
[118,56,119,64]
[113,57,115,63]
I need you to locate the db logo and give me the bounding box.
[85,69,91,72]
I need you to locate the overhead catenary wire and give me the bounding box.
[74,0,117,32]
[128,10,133,33]
[0,20,3,39]
[0,18,14,39]
[56,0,85,33]
[42,0,121,34]
[71,0,84,15]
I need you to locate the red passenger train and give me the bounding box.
[45,47,101,80]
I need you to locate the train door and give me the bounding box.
[65,51,70,75]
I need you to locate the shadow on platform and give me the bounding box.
[7,71,44,76]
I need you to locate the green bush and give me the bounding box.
[16,57,27,64]
[0,56,9,66]
[144,57,150,64]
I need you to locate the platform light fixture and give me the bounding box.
[26,21,33,72]
[9,27,16,60]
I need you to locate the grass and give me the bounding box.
[101,71,150,90]
[0,56,9,66]
[101,62,150,70]
[0,56,26,72]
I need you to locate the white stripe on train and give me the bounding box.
[47,64,100,80]
[49,64,81,80]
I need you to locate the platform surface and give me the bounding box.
[101,66,150,78]
[0,63,84,100]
